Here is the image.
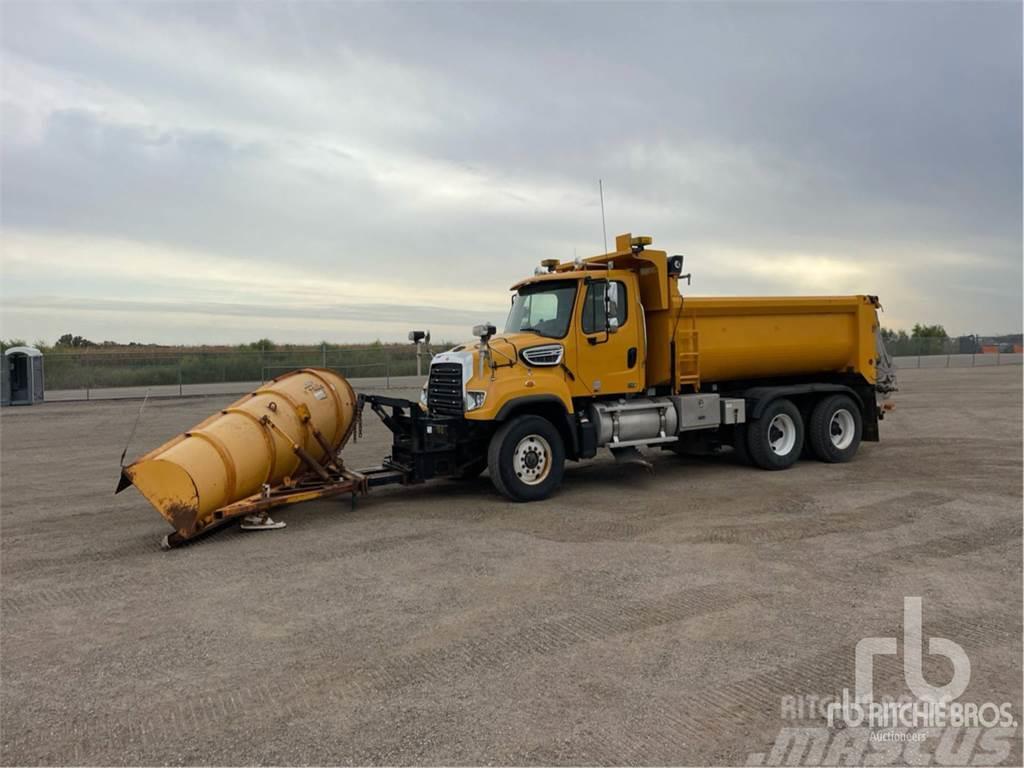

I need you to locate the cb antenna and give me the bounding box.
[598,179,608,254]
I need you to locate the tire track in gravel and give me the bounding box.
[676,491,950,545]
[808,518,1024,580]
[550,606,1021,767]
[1,582,764,763]
[5,595,1017,766]
[0,530,444,614]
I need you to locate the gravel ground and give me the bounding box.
[1,366,1021,766]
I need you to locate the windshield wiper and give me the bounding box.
[518,326,552,337]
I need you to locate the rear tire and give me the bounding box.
[807,395,862,463]
[487,415,565,501]
[746,398,804,470]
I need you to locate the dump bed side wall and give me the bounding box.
[673,296,879,387]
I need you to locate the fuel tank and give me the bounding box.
[120,368,357,538]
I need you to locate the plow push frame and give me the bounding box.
[153,393,477,549]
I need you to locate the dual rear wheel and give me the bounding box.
[738,394,862,470]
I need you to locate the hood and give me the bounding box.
[448,332,563,361]
[431,333,565,382]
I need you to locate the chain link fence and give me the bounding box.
[34,335,1023,402]
[893,351,1022,369]
[883,335,1022,357]
[887,335,1022,369]
[42,344,431,401]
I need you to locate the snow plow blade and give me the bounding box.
[117,368,359,545]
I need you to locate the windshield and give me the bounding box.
[504,281,578,339]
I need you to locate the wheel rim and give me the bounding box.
[513,434,552,485]
[829,408,856,450]
[767,413,797,456]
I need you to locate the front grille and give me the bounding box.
[427,363,464,414]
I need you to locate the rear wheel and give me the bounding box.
[807,394,862,463]
[746,398,804,470]
[487,415,565,501]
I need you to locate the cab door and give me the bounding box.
[575,275,642,395]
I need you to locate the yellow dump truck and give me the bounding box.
[120,232,896,546]
[405,231,895,501]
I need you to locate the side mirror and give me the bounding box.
[605,282,620,333]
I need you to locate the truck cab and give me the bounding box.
[477,266,646,400]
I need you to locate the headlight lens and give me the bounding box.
[419,385,428,407]
[464,390,487,411]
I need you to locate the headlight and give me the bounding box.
[464,390,487,411]
[419,385,428,406]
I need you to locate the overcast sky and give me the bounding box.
[1,1,1021,345]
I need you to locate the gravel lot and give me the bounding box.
[1,366,1021,765]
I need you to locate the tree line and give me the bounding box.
[880,324,947,345]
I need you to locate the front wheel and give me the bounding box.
[487,415,565,501]
[746,398,804,470]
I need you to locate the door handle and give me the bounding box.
[627,347,638,368]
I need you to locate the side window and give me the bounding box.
[581,280,628,334]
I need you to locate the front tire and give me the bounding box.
[487,415,565,501]
[746,398,804,470]
[807,394,862,463]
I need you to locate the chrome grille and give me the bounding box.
[427,363,463,414]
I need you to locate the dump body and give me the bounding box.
[675,295,880,389]
[121,368,356,538]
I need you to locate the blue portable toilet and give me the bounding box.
[2,347,45,406]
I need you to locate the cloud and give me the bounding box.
[1,1,1020,343]
[0,230,508,343]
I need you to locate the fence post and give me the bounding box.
[178,358,183,397]
[946,354,950,368]
[385,350,390,390]
[322,342,327,368]
[86,356,90,401]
